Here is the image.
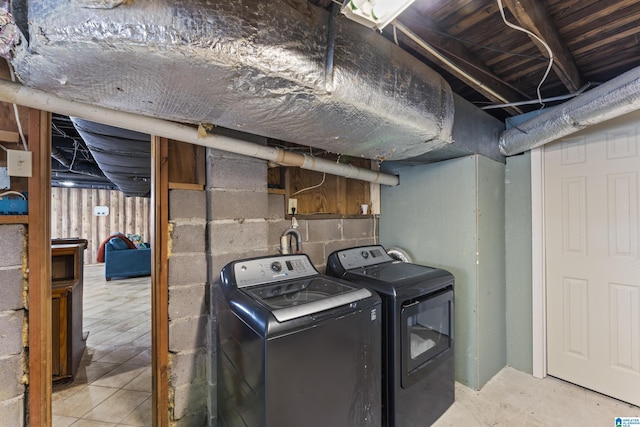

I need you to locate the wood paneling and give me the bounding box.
[50,188,151,264]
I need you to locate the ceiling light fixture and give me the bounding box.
[341,0,416,31]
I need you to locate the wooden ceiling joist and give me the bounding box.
[503,0,583,92]
[394,15,528,115]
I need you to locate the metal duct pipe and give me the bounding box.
[0,79,399,186]
[499,66,640,155]
[10,0,453,162]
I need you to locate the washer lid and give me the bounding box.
[243,277,372,322]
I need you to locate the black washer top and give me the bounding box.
[326,245,454,298]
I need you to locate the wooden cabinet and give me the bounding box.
[51,242,87,382]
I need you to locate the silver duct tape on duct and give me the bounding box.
[499,66,640,156]
[10,0,454,161]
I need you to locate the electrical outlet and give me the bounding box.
[288,198,298,215]
[7,149,32,177]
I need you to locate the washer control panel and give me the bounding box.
[233,254,318,288]
[333,245,393,269]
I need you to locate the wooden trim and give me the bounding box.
[531,147,547,379]
[0,215,28,224]
[28,109,52,426]
[151,136,170,426]
[168,182,205,191]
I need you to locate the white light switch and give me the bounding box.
[7,149,32,177]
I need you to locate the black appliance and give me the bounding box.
[326,245,454,427]
[216,253,382,427]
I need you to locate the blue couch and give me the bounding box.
[104,237,151,281]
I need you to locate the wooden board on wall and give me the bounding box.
[286,156,372,216]
[167,139,205,189]
[51,187,151,264]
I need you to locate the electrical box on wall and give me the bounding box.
[7,149,32,177]
[93,206,109,216]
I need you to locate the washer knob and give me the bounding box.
[271,261,282,272]
[361,251,369,259]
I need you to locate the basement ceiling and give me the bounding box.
[30,0,640,191]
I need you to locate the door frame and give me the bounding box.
[28,112,170,426]
[531,146,547,379]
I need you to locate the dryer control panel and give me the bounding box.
[332,245,394,270]
[232,254,318,288]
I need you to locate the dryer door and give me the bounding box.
[400,287,454,388]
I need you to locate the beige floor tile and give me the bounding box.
[119,395,152,426]
[122,366,151,392]
[52,385,119,418]
[82,389,151,424]
[96,346,148,365]
[52,414,78,427]
[53,265,152,425]
[125,348,151,366]
[92,364,149,389]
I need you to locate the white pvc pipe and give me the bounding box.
[0,79,399,186]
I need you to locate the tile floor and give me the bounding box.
[52,264,152,427]
[51,264,639,427]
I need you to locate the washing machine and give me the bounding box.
[216,253,382,427]
[326,245,454,427]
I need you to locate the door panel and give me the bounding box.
[545,114,640,406]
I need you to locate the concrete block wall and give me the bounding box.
[0,224,27,427]
[168,189,209,427]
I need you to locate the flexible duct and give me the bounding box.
[499,66,640,155]
[9,0,454,162]
[0,78,400,186]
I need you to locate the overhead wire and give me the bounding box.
[496,0,554,108]
[5,59,27,150]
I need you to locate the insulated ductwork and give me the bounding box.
[9,0,454,161]
[500,66,640,155]
[70,118,151,197]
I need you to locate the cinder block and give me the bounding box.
[0,395,23,426]
[210,220,268,253]
[210,190,268,220]
[172,380,208,420]
[300,242,325,268]
[0,268,24,311]
[169,349,207,388]
[0,311,24,356]
[168,254,208,286]
[169,190,206,220]
[356,237,377,247]
[172,409,209,427]
[170,222,206,254]
[0,225,25,268]
[168,315,208,352]
[0,355,25,400]
[342,218,375,239]
[267,194,285,220]
[307,219,342,242]
[207,154,267,191]
[169,284,207,321]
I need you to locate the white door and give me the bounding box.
[545,113,640,406]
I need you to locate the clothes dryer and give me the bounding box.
[327,245,454,427]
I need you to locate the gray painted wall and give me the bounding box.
[380,155,506,390]
[505,152,533,373]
